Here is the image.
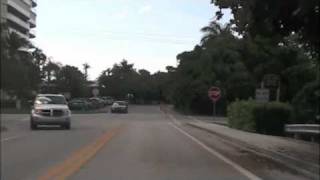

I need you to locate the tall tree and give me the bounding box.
[98,60,161,103]
[212,0,320,57]
[1,30,44,109]
[55,65,87,98]
[1,32,32,93]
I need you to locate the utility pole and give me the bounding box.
[83,63,90,81]
[316,61,320,122]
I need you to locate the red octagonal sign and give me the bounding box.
[208,86,221,102]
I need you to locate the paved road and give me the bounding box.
[0,105,310,180]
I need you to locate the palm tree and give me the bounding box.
[200,21,232,45]
[1,30,34,110]
[6,32,33,58]
[200,21,222,44]
[32,48,47,67]
[83,63,90,81]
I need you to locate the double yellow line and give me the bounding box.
[38,126,123,180]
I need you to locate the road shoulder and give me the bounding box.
[186,121,320,180]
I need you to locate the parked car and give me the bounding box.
[102,96,114,105]
[88,97,105,109]
[99,97,108,106]
[111,101,128,113]
[68,99,90,110]
[30,94,71,130]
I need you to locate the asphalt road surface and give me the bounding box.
[0,105,310,180]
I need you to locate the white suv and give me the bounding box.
[30,94,71,130]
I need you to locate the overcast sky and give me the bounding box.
[33,0,231,80]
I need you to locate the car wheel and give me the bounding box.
[30,122,37,130]
[64,123,71,130]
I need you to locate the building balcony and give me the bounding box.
[29,29,35,38]
[8,27,29,39]
[30,11,36,28]
[22,0,32,6]
[31,7,36,14]
[29,19,36,28]
[7,12,30,31]
[7,0,30,19]
[32,0,37,7]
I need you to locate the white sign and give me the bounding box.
[255,88,269,103]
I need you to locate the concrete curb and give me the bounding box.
[209,121,228,126]
[187,122,320,180]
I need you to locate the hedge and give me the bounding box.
[227,100,293,135]
[0,99,31,109]
[227,100,257,132]
[0,99,16,108]
[253,102,293,135]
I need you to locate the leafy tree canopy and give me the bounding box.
[212,0,320,57]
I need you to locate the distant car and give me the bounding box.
[100,97,107,106]
[102,96,114,105]
[111,101,128,113]
[30,94,71,130]
[68,99,90,110]
[88,97,105,109]
[107,98,114,105]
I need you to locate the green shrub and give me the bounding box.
[0,99,16,108]
[227,100,257,132]
[228,100,293,135]
[253,102,293,135]
[292,81,319,124]
[0,99,32,109]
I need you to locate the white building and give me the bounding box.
[0,0,37,39]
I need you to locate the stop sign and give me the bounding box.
[208,86,221,102]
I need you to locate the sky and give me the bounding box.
[33,0,231,80]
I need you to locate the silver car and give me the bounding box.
[110,101,128,113]
[30,94,71,130]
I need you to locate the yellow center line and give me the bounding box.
[37,126,123,180]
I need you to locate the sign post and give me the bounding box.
[263,74,280,101]
[208,86,221,120]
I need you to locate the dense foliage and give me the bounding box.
[253,102,293,135]
[227,100,257,132]
[212,0,320,57]
[1,30,42,100]
[1,26,89,106]
[228,100,293,135]
[158,1,319,124]
[55,65,88,98]
[98,60,160,103]
[165,21,317,116]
